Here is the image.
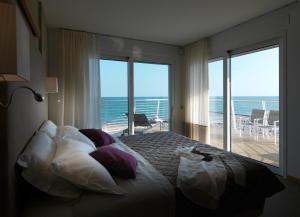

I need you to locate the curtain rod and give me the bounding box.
[60,28,181,48]
[61,28,95,35]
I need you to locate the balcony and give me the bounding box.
[101,97,279,167]
[209,98,279,167]
[101,97,169,136]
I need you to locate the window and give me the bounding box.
[100,59,128,136]
[208,59,224,149]
[230,46,280,167]
[134,62,170,134]
[209,42,283,174]
[100,59,171,136]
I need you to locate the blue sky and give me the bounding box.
[101,47,278,98]
[100,60,169,97]
[209,47,279,97]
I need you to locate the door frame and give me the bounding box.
[225,37,286,176]
[131,60,172,134]
[100,57,173,135]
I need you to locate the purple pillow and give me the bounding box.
[90,146,137,179]
[79,129,115,147]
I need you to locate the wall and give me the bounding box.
[47,29,185,133]
[207,2,300,179]
[0,0,48,217]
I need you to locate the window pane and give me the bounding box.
[100,59,128,136]
[209,60,224,149]
[133,62,169,134]
[231,47,279,167]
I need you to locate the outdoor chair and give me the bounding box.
[238,109,266,137]
[121,113,161,136]
[256,110,279,144]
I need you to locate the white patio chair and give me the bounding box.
[256,110,279,144]
[238,109,265,137]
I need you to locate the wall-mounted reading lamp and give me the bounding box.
[0,77,58,109]
[0,86,44,109]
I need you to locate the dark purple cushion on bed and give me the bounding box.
[79,129,115,147]
[90,146,137,179]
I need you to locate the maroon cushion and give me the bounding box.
[79,129,115,147]
[90,146,137,179]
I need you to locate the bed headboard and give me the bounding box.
[0,35,48,217]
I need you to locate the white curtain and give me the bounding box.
[58,30,101,129]
[184,39,209,143]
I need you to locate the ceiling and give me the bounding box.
[41,0,295,46]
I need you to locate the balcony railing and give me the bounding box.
[101,98,169,134]
[209,98,279,127]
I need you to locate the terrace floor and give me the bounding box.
[209,127,279,167]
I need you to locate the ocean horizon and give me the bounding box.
[101,96,279,125]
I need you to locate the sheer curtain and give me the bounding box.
[184,39,209,143]
[58,29,101,128]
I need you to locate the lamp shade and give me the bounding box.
[46,77,58,93]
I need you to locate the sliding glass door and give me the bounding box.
[100,59,128,136]
[100,59,171,136]
[208,42,283,173]
[230,46,280,167]
[208,59,224,149]
[133,62,170,134]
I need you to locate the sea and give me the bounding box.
[101,97,169,125]
[101,96,279,125]
[209,96,279,116]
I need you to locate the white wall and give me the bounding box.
[207,3,300,179]
[47,29,185,133]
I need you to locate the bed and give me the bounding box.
[21,136,175,217]
[20,123,284,217]
[119,131,285,216]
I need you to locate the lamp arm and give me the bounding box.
[0,86,41,109]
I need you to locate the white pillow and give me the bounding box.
[39,120,58,138]
[56,126,96,150]
[55,138,95,156]
[18,132,82,199]
[22,165,82,199]
[17,131,56,168]
[51,138,124,195]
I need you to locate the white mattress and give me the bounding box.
[22,142,175,217]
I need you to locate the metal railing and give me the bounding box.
[101,98,169,134]
[209,98,279,127]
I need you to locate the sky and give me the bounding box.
[100,60,169,97]
[209,47,279,97]
[101,46,278,98]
